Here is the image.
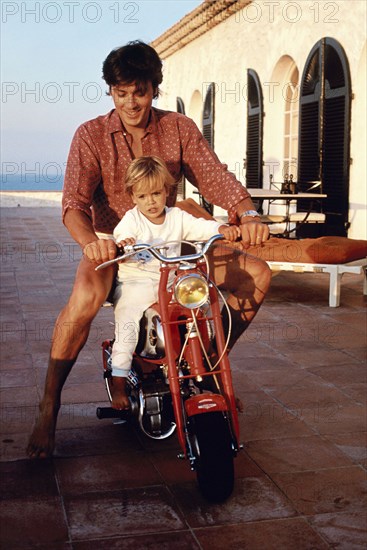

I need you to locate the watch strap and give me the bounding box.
[239,210,260,220]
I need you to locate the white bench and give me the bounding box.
[267,258,367,307]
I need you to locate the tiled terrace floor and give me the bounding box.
[1,206,366,549]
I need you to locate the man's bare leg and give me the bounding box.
[210,244,271,350]
[27,259,116,458]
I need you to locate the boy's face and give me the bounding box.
[132,183,167,224]
[110,81,154,132]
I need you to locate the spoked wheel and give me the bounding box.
[190,411,235,502]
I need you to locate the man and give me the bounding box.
[27,41,271,458]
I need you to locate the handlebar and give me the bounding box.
[95,233,224,271]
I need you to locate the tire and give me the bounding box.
[190,411,234,502]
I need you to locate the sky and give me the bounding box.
[1,0,203,186]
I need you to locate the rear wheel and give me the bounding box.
[190,412,234,502]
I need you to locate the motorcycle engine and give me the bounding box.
[136,307,165,359]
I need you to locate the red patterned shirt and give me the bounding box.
[62,108,250,233]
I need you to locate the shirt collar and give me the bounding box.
[108,109,124,134]
[108,108,159,136]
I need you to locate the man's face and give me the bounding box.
[110,82,154,132]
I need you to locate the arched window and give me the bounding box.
[298,37,351,236]
[246,69,264,189]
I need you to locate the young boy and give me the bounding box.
[110,156,240,409]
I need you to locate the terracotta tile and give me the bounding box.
[73,531,200,550]
[232,449,268,478]
[0,497,69,547]
[272,466,367,515]
[253,372,355,411]
[53,424,143,458]
[0,402,38,435]
[55,452,161,495]
[146,448,197,485]
[300,403,367,435]
[263,340,359,367]
[239,400,315,442]
[0,459,58,500]
[246,435,354,474]
[64,487,185,540]
[0,385,38,405]
[0,368,35,388]
[61,381,108,404]
[342,346,367,362]
[309,511,367,549]
[308,363,367,386]
[318,323,366,350]
[171,477,297,526]
[340,383,367,405]
[194,517,330,549]
[230,369,265,392]
[0,432,30,461]
[324,432,367,465]
[56,402,113,430]
[0,347,33,370]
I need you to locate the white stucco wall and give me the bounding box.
[156,0,367,239]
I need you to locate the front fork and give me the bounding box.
[164,318,239,460]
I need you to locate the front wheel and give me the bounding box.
[190,412,235,502]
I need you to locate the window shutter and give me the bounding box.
[246,69,264,189]
[176,97,186,197]
[202,82,215,148]
[298,38,351,236]
[322,39,351,234]
[201,83,215,214]
[298,46,321,189]
[176,97,185,115]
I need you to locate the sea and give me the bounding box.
[0,174,64,192]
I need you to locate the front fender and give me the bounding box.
[185,393,228,417]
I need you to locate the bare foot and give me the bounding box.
[111,377,130,410]
[27,401,59,459]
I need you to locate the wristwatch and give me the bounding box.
[239,210,260,221]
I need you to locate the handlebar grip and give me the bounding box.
[96,407,130,420]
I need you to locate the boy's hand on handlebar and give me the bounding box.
[240,220,270,249]
[83,238,117,264]
[219,224,241,242]
[117,237,136,248]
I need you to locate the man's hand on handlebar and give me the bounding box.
[240,220,270,249]
[83,238,117,264]
[219,225,241,242]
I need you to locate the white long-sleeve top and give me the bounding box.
[113,206,221,282]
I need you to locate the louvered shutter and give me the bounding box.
[298,46,321,190]
[201,83,215,214]
[298,38,351,236]
[176,97,186,197]
[322,39,351,235]
[246,70,264,189]
[176,97,185,115]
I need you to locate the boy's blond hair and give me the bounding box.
[125,156,175,195]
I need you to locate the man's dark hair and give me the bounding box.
[102,40,163,98]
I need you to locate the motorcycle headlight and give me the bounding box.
[174,273,209,309]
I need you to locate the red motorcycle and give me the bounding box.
[95,234,241,502]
